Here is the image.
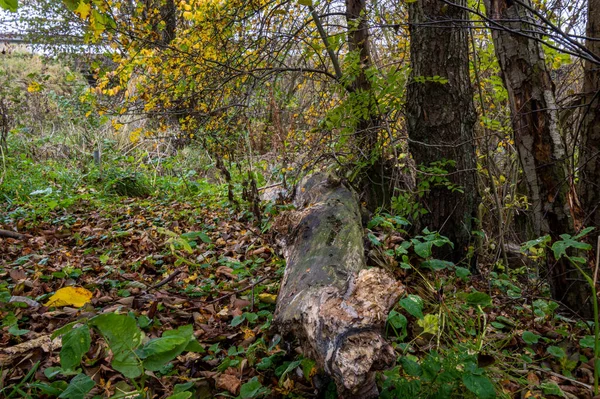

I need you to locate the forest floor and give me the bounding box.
[0,160,598,399]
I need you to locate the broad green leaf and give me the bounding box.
[540,382,564,396]
[0,0,18,12]
[455,266,471,279]
[522,331,540,345]
[580,335,595,348]
[551,235,591,260]
[400,356,422,377]
[462,373,495,399]
[60,326,91,370]
[547,346,566,359]
[90,313,144,378]
[399,294,424,319]
[142,325,194,371]
[240,377,269,398]
[297,0,312,6]
[58,373,95,399]
[466,291,492,307]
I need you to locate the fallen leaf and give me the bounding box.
[258,293,277,304]
[215,373,241,395]
[44,287,93,308]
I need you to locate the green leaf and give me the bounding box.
[181,231,211,243]
[367,233,382,246]
[522,331,540,345]
[455,266,471,279]
[60,326,91,370]
[580,335,595,349]
[466,291,492,307]
[417,314,440,335]
[400,356,422,377]
[58,373,95,399]
[399,294,424,319]
[142,325,194,371]
[420,259,453,270]
[297,0,312,5]
[520,235,551,253]
[165,393,192,399]
[8,324,29,336]
[540,382,564,396]
[90,313,144,378]
[551,235,591,260]
[0,0,18,12]
[547,346,566,359]
[240,377,269,398]
[63,0,81,11]
[462,373,495,399]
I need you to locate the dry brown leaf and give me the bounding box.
[215,374,241,395]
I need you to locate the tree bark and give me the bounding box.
[274,173,404,398]
[406,0,479,264]
[484,0,591,317]
[579,1,600,232]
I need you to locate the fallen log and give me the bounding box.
[275,173,404,398]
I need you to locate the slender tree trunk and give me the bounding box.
[485,0,591,317]
[579,1,600,232]
[406,0,479,264]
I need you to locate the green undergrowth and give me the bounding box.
[1,134,598,398]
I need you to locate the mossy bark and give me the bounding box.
[275,173,404,398]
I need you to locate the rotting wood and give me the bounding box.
[274,173,404,398]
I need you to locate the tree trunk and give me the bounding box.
[406,0,479,264]
[274,173,404,398]
[484,0,591,317]
[345,0,379,153]
[579,1,600,232]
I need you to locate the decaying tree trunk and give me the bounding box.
[274,174,404,398]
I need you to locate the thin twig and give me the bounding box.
[0,229,27,240]
[203,276,270,305]
[149,269,183,291]
[530,366,593,391]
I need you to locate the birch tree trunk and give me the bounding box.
[484,0,591,316]
[406,0,479,265]
[275,173,403,398]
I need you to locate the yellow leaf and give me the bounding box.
[44,287,93,308]
[74,1,91,19]
[258,293,277,304]
[27,81,42,93]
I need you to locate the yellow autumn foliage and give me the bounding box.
[44,287,93,308]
